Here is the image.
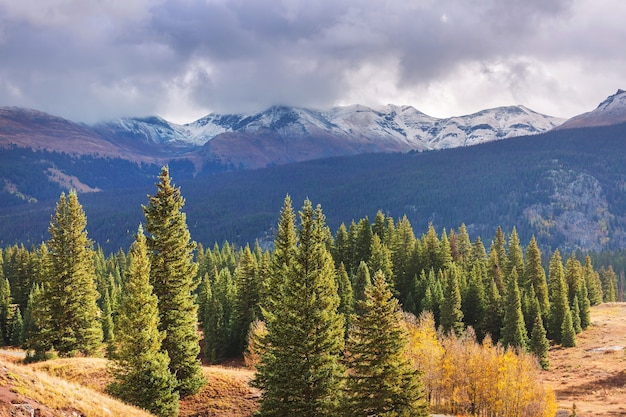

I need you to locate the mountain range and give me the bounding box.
[0,90,625,253]
[2,100,565,173]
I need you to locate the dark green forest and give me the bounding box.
[1,123,626,257]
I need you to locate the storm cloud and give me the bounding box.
[0,0,624,123]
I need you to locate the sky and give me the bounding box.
[0,0,624,124]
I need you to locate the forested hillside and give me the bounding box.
[1,123,626,256]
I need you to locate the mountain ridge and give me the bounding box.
[2,101,565,171]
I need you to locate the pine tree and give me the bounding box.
[571,296,582,334]
[529,314,550,370]
[561,308,577,348]
[233,245,260,356]
[108,225,179,417]
[343,271,428,417]
[583,255,603,305]
[335,263,354,332]
[462,264,487,338]
[9,308,23,347]
[505,227,524,284]
[143,166,205,397]
[524,236,549,315]
[0,278,11,346]
[548,250,570,344]
[501,268,529,351]
[440,265,464,336]
[353,261,371,314]
[368,234,394,289]
[253,199,345,417]
[578,278,591,330]
[482,277,504,342]
[101,288,115,344]
[46,191,103,356]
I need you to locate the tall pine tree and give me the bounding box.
[143,166,205,397]
[343,271,428,417]
[108,225,179,417]
[253,199,345,417]
[45,191,103,356]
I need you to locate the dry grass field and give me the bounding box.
[0,303,623,416]
[545,302,626,417]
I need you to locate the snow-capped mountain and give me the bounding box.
[95,103,564,152]
[556,89,626,130]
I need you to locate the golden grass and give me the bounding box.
[0,357,154,417]
[20,356,260,417]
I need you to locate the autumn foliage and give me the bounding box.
[405,311,557,417]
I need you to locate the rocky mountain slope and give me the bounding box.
[556,89,626,130]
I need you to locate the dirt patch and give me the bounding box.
[544,303,626,416]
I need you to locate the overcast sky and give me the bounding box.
[0,0,624,124]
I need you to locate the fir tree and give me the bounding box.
[233,245,260,356]
[501,268,529,351]
[548,250,570,344]
[343,271,428,417]
[524,236,549,315]
[440,265,464,336]
[368,234,394,289]
[9,308,23,347]
[335,263,354,332]
[0,278,11,346]
[462,264,487,338]
[571,296,582,334]
[529,315,550,370]
[583,255,603,305]
[101,288,115,344]
[482,277,504,341]
[108,225,179,417]
[561,308,577,348]
[143,166,205,397]
[505,227,524,284]
[578,278,591,330]
[353,261,371,314]
[45,191,103,356]
[253,199,345,417]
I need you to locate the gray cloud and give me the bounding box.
[0,0,623,123]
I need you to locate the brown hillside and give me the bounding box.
[545,303,626,416]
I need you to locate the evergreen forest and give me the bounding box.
[0,167,622,416]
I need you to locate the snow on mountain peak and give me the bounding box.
[95,102,565,152]
[556,89,626,130]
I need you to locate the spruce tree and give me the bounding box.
[440,265,464,336]
[501,268,529,351]
[353,261,371,314]
[583,255,603,305]
[253,199,345,417]
[561,308,577,348]
[578,279,591,330]
[101,288,115,344]
[143,166,205,397]
[46,191,103,356]
[335,263,354,332]
[529,315,550,370]
[108,225,179,417]
[505,227,524,284]
[368,234,394,289]
[524,236,549,315]
[462,264,487,338]
[0,278,11,346]
[9,308,23,347]
[343,271,428,417]
[548,250,570,344]
[233,245,260,356]
[482,277,504,342]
